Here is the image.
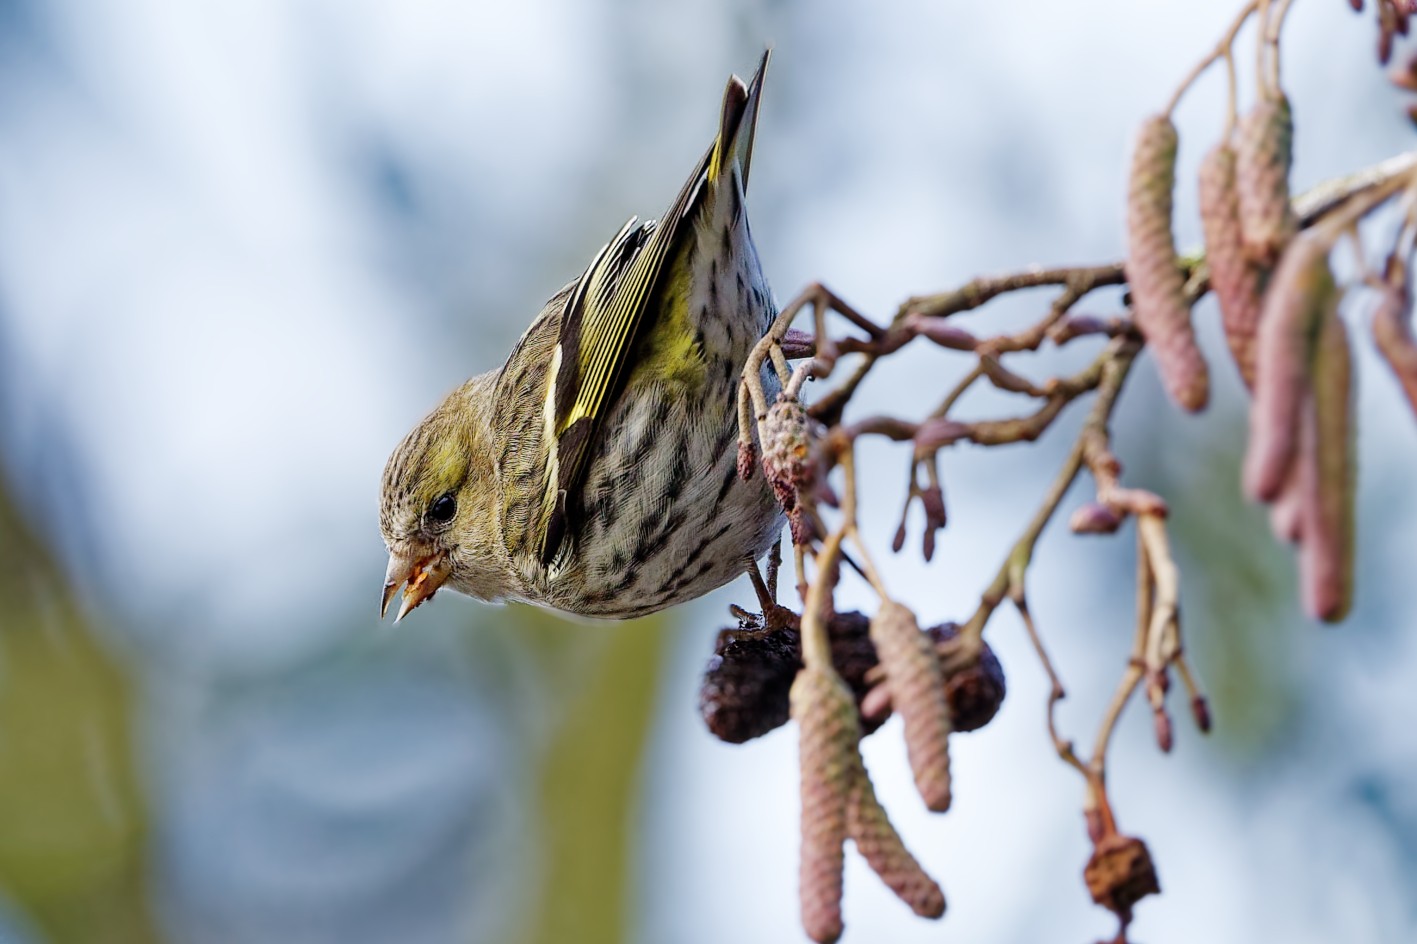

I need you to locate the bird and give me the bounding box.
[379,52,784,623]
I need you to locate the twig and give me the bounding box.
[896,264,1126,323]
[800,528,846,670]
[1295,150,1417,224]
[1016,598,1090,777]
[1163,0,1259,116]
[1263,0,1297,94]
[1090,532,1153,779]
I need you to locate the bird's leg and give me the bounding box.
[746,557,797,632]
[727,603,763,629]
[746,561,774,613]
[766,537,782,602]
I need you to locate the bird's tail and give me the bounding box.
[709,49,770,192]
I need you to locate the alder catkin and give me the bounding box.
[761,394,817,511]
[1125,114,1210,411]
[1198,141,1266,388]
[868,601,952,812]
[1235,94,1298,265]
[1298,310,1355,623]
[846,764,946,919]
[1242,231,1338,503]
[1371,277,1417,418]
[791,665,857,943]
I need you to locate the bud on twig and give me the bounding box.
[1199,142,1267,388]
[1191,694,1213,734]
[1070,501,1124,534]
[907,316,979,351]
[1125,114,1210,411]
[1236,94,1298,265]
[1243,232,1339,502]
[869,601,953,811]
[847,765,946,918]
[1153,708,1174,753]
[919,484,946,561]
[781,327,817,359]
[791,665,859,943]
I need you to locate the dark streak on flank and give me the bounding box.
[665,448,690,502]
[711,419,736,466]
[714,467,738,507]
[681,520,733,574]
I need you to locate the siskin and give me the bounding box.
[379,53,784,623]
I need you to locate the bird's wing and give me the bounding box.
[534,52,770,566]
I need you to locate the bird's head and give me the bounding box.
[378,375,517,621]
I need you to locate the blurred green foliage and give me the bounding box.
[1129,404,1305,763]
[0,479,157,943]
[511,609,668,944]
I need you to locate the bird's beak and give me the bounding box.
[381,550,451,623]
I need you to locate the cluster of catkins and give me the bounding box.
[1125,68,1416,622]
[791,601,956,943]
[703,604,975,942]
[715,390,1015,943]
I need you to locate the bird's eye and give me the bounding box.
[428,493,457,525]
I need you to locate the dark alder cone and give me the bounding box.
[926,622,1006,733]
[1125,114,1210,411]
[761,394,817,511]
[700,628,802,743]
[1243,231,1338,503]
[1372,276,1417,418]
[869,601,953,812]
[1297,310,1355,623]
[825,611,884,730]
[847,765,946,919]
[1199,142,1267,388]
[700,614,1006,743]
[791,665,858,944]
[1084,834,1161,920]
[1235,94,1298,265]
[699,613,885,743]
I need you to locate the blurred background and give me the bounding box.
[1,1,1415,942]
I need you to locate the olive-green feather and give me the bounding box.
[534,52,771,566]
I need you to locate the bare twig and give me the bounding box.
[897,264,1126,323]
[1164,1,1260,116]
